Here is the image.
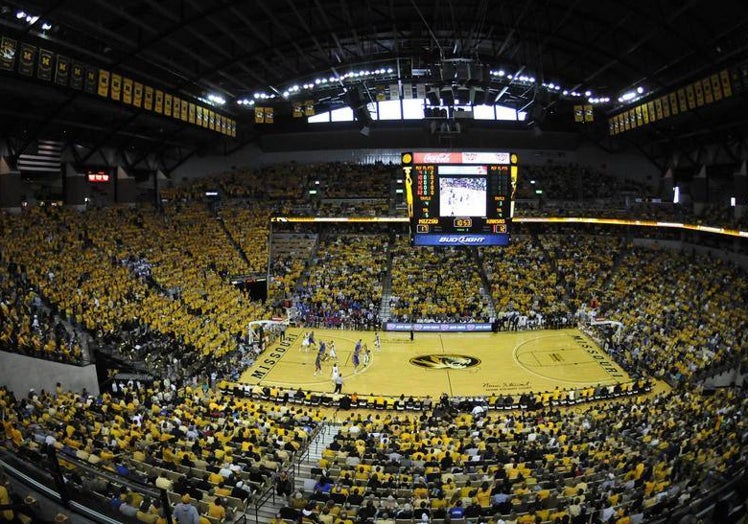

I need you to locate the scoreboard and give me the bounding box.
[402,151,518,246]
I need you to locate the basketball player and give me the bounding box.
[374,331,381,350]
[352,343,361,374]
[331,363,340,383]
[328,340,337,361]
[301,332,311,352]
[363,346,372,367]
[314,351,322,375]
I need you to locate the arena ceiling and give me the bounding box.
[0,0,747,172]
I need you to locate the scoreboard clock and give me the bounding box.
[402,151,517,246]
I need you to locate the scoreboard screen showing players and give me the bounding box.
[402,151,518,246]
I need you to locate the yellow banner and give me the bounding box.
[110,73,121,101]
[164,93,172,117]
[264,107,274,124]
[255,107,265,124]
[122,77,133,105]
[685,84,695,109]
[573,105,583,123]
[133,82,143,107]
[583,105,593,122]
[98,69,110,97]
[154,90,163,113]
[677,89,687,112]
[208,110,215,130]
[144,86,153,110]
[180,99,188,121]
[711,74,722,101]
[669,92,678,116]
[720,69,732,97]
[188,102,195,124]
[694,81,704,106]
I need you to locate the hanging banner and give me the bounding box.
[122,77,133,104]
[180,98,188,121]
[133,82,143,107]
[154,90,163,113]
[188,102,196,124]
[171,96,180,119]
[0,37,17,71]
[304,100,315,116]
[573,105,583,122]
[19,43,35,76]
[70,62,84,90]
[54,55,69,86]
[144,86,153,110]
[208,110,215,130]
[110,73,121,101]
[292,102,303,118]
[163,93,172,116]
[85,67,97,94]
[97,69,110,97]
[196,105,203,126]
[37,48,53,81]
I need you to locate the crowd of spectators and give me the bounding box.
[295,235,387,330]
[482,237,567,323]
[389,239,491,323]
[281,385,746,524]
[0,378,319,524]
[596,246,748,383]
[0,259,84,364]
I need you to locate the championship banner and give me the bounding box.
[144,86,153,110]
[97,69,110,97]
[661,95,670,118]
[55,55,69,86]
[654,98,663,120]
[133,82,143,107]
[220,115,227,134]
[180,99,188,121]
[255,106,264,124]
[154,90,163,113]
[110,73,121,101]
[230,119,236,137]
[85,68,97,94]
[304,100,314,117]
[163,93,172,116]
[627,108,635,129]
[634,105,643,127]
[694,80,704,107]
[584,104,593,122]
[208,110,215,130]
[647,101,655,122]
[573,105,583,123]
[37,48,53,81]
[608,118,615,136]
[711,74,722,101]
[0,37,17,71]
[264,107,273,124]
[669,92,678,116]
[122,77,133,104]
[171,96,180,119]
[677,89,687,112]
[19,43,35,76]
[70,62,84,90]
[188,102,195,124]
[403,83,413,99]
[196,105,203,126]
[685,84,695,109]
[702,78,713,104]
[642,103,650,124]
[292,102,303,118]
[720,69,732,97]
[389,84,399,100]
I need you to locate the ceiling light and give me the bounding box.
[16,10,25,19]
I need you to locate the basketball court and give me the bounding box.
[238,327,631,398]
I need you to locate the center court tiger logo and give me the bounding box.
[409,354,481,369]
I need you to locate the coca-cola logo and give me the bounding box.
[422,153,454,163]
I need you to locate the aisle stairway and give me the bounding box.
[377,238,395,323]
[253,423,339,523]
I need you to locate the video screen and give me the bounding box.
[439,176,487,217]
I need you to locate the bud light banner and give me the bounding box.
[413,233,510,246]
[385,322,493,332]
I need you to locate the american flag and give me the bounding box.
[17,139,63,173]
